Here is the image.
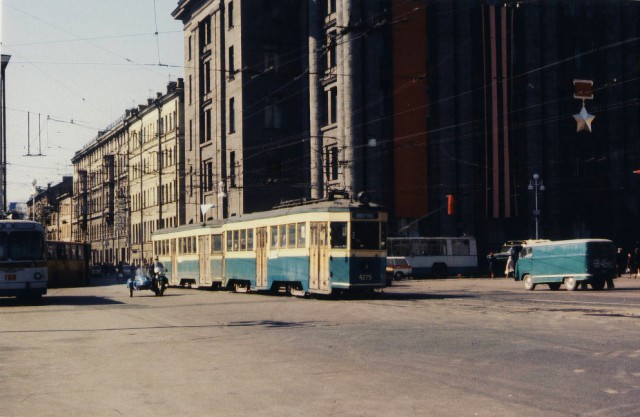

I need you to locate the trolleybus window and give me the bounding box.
[330,222,347,248]
[452,239,471,255]
[0,231,45,261]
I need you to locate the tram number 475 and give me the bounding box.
[4,274,16,281]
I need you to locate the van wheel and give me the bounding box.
[523,274,536,291]
[565,277,578,291]
[548,283,561,291]
[394,272,404,280]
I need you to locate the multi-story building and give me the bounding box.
[172,0,391,221]
[72,79,184,266]
[389,0,640,253]
[126,79,185,264]
[72,118,129,264]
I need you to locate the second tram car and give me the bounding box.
[152,199,387,295]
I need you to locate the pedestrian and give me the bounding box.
[487,252,496,278]
[634,248,640,279]
[615,248,625,277]
[505,255,515,278]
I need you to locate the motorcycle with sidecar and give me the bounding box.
[127,267,168,297]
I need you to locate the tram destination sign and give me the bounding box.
[352,212,378,220]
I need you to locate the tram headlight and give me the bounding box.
[34,272,42,280]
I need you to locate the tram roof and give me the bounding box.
[152,199,383,237]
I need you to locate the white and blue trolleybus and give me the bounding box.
[152,198,388,295]
[0,220,48,298]
[387,236,478,277]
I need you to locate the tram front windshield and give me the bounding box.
[330,221,384,250]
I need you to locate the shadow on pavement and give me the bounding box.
[0,295,124,307]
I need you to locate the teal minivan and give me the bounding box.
[514,239,616,291]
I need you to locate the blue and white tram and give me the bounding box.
[0,220,48,298]
[152,199,388,295]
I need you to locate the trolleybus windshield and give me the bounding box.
[0,231,45,261]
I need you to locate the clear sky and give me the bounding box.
[1,0,184,203]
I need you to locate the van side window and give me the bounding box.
[521,247,531,258]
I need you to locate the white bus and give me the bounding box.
[0,220,48,298]
[387,236,478,278]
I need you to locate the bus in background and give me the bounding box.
[387,236,478,278]
[0,220,47,298]
[46,241,91,287]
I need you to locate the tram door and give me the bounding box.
[255,227,268,288]
[170,239,178,286]
[198,235,210,286]
[309,222,330,291]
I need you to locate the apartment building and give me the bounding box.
[72,79,185,265]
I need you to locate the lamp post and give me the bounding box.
[528,173,545,239]
[31,179,37,221]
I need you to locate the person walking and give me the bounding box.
[505,255,515,278]
[487,252,496,278]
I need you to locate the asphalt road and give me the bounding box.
[0,277,639,417]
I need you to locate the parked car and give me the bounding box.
[386,256,413,285]
[119,264,137,280]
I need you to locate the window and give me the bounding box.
[233,230,239,251]
[228,1,234,29]
[212,235,222,253]
[351,221,380,250]
[297,223,306,248]
[199,16,211,49]
[203,60,211,93]
[229,97,236,133]
[325,146,339,181]
[247,229,254,250]
[228,46,235,78]
[279,224,287,248]
[451,239,470,256]
[326,32,337,71]
[287,224,296,248]
[230,151,236,188]
[271,226,278,248]
[264,44,280,71]
[264,96,283,129]
[330,222,347,248]
[227,231,233,251]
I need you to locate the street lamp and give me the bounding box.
[528,173,545,239]
[31,179,37,221]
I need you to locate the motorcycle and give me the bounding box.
[127,267,168,297]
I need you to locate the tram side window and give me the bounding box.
[247,229,254,250]
[287,224,296,248]
[330,222,347,248]
[240,229,246,251]
[297,223,306,248]
[212,235,222,253]
[271,226,278,249]
[451,239,470,256]
[279,225,287,248]
[350,221,380,250]
[227,232,233,251]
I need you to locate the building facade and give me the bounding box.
[172,0,392,221]
[389,0,640,254]
[71,79,185,265]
